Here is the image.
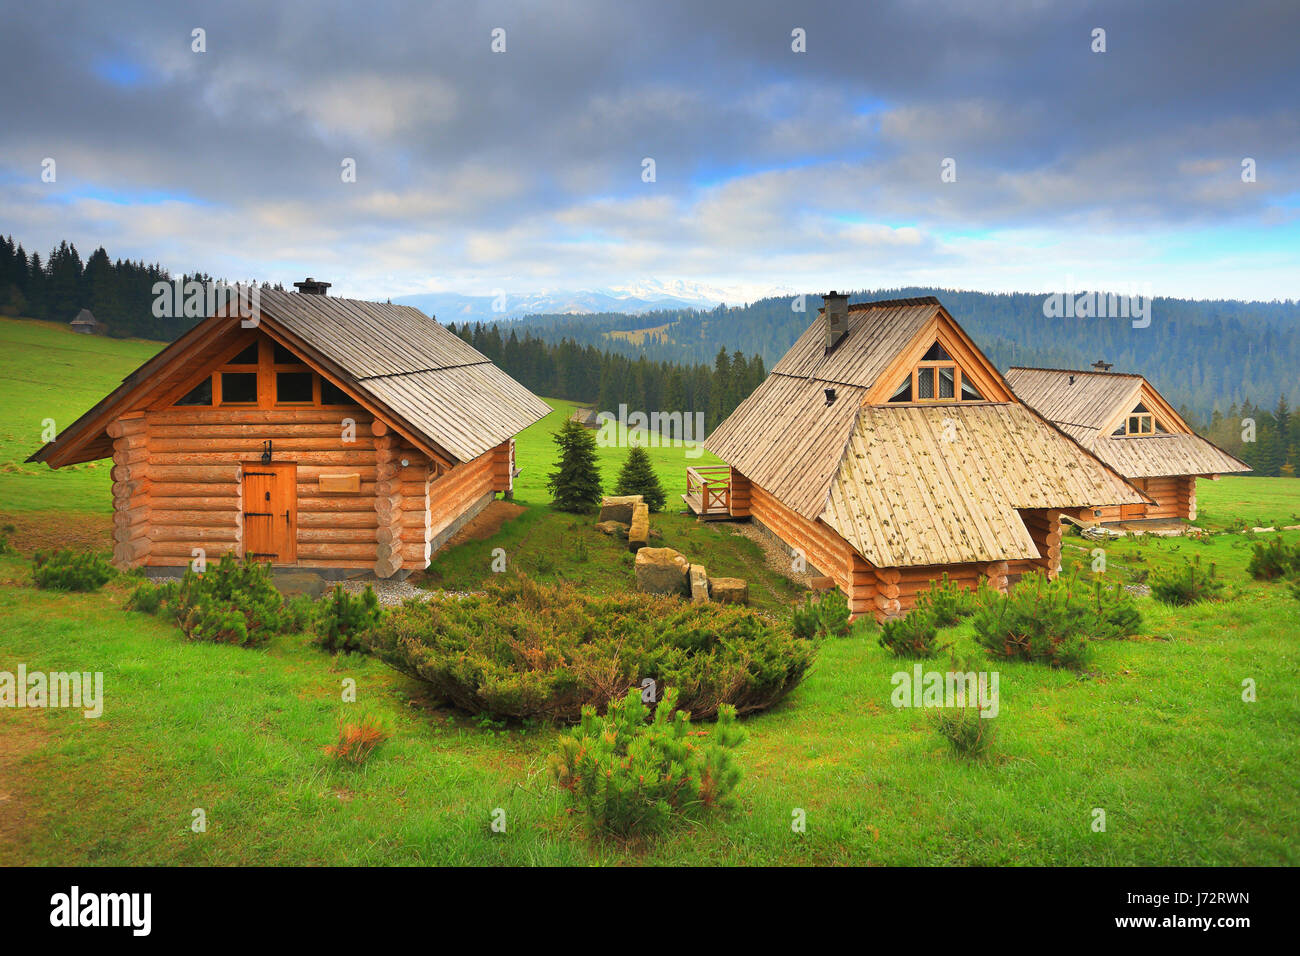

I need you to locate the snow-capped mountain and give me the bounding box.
[394,280,731,324]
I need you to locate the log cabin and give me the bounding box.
[28,282,550,578]
[695,293,1151,619]
[1004,365,1250,523]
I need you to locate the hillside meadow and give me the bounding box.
[0,315,1297,865]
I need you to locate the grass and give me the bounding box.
[1,314,1299,865]
[0,317,158,515]
[2,534,1297,865]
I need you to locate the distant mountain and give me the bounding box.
[485,287,1300,422]
[396,280,727,324]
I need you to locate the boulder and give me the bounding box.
[709,577,748,605]
[808,575,836,591]
[635,548,689,596]
[595,520,629,537]
[689,564,710,603]
[628,502,650,552]
[599,495,643,524]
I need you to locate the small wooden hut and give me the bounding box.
[697,294,1150,619]
[1004,366,1250,522]
[70,308,102,335]
[29,284,549,577]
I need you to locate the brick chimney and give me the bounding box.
[823,291,849,352]
[293,277,331,296]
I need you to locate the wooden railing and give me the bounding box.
[686,465,731,515]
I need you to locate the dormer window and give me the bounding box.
[1114,403,1163,436]
[888,342,985,403]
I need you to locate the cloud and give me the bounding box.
[0,0,1296,300]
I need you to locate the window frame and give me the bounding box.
[170,338,359,410]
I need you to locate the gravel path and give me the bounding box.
[722,520,815,588]
[336,577,476,607]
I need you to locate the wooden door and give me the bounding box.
[242,463,297,564]
[1119,478,1148,521]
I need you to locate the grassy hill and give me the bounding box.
[1,315,1298,865]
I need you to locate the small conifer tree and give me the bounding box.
[547,418,604,512]
[614,444,667,511]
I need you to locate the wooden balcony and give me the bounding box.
[682,465,733,519]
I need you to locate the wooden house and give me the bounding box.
[29,284,549,577]
[70,308,102,335]
[1004,365,1250,522]
[697,294,1150,619]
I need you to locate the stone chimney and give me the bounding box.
[823,291,849,352]
[293,277,331,296]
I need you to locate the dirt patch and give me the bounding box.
[0,712,50,864]
[443,499,527,546]
[0,512,113,554]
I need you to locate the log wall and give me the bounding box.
[117,407,508,576]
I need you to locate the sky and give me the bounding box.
[1,0,1297,303]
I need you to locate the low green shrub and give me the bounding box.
[175,552,289,646]
[1150,556,1225,606]
[971,572,1124,669]
[934,706,996,759]
[549,687,744,838]
[790,589,850,640]
[31,549,114,591]
[879,608,942,658]
[314,584,383,654]
[1246,537,1300,581]
[916,573,975,626]
[0,523,15,554]
[366,575,814,722]
[126,579,180,616]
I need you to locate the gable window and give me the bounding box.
[888,342,986,403]
[220,372,258,404]
[168,337,361,410]
[276,371,315,404]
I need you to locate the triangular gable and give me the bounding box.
[863,307,1013,405]
[29,307,461,469]
[1097,380,1193,438]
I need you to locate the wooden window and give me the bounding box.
[171,337,361,410]
[220,372,258,404]
[889,342,984,404]
[276,371,314,404]
[1117,403,1157,435]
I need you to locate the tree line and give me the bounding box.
[446,321,766,431]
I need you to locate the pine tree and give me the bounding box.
[615,444,667,512]
[547,419,604,513]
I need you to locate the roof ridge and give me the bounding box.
[1006,365,1142,379]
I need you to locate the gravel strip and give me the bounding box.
[721,520,814,588]
[336,577,476,607]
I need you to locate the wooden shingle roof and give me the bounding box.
[1005,366,1250,479]
[708,296,1151,568]
[29,289,549,468]
[822,404,1146,567]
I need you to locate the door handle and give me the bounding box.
[284,510,291,525]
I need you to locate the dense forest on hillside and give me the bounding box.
[510,288,1300,423]
[445,321,766,432]
[1,235,1294,475]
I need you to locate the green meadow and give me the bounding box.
[1,316,1297,866]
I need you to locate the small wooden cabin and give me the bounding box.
[29,285,549,577]
[698,294,1150,619]
[70,308,102,335]
[1004,365,1250,522]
